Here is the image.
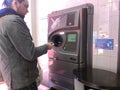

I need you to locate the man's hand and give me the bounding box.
[46,42,54,50]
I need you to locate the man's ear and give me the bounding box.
[11,0,19,11]
[12,0,18,6]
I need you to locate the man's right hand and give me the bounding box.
[46,42,54,50]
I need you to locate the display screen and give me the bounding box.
[67,33,77,42]
[63,32,77,52]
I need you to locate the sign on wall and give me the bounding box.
[95,39,114,50]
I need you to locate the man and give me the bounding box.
[0,0,53,90]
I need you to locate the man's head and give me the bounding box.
[2,0,29,17]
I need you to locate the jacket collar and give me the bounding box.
[0,8,24,19]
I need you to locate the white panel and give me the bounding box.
[74,79,84,90]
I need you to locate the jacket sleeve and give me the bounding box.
[6,16,48,61]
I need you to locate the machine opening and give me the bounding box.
[50,34,63,47]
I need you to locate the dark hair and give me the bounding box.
[2,0,24,7]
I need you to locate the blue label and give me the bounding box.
[95,39,113,50]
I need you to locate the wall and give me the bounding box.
[86,0,119,72]
[32,0,119,86]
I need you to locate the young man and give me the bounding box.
[0,0,53,90]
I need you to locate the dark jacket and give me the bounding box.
[0,8,48,89]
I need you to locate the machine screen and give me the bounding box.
[63,32,78,52]
[67,33,77,42]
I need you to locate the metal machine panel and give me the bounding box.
[49,73,74,90]
[48,3,94,90]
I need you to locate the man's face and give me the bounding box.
[17,0,29,17]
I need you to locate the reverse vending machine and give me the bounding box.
[48,4,94,90]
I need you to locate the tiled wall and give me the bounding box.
[91,0,119,72]
[34,0,119,83]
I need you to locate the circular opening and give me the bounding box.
[50,34,63,47]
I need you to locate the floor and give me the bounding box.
[38,84,49,90]
[0,83,50,90]
[0,83,8,90]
